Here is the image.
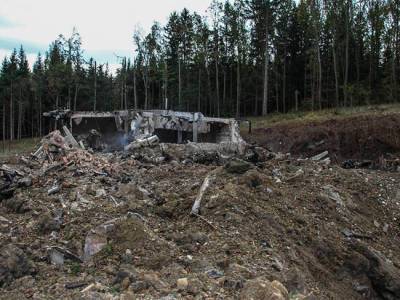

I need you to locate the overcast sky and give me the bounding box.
[0,0,210,72]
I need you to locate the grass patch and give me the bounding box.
[243,103,400,131]
[70,262,81,276]
[103,243,114,256]
[0,138,41,159]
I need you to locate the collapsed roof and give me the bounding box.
[43,110,247,154]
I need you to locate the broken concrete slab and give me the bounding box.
[311,151,329,161]
[124,135,159,151]
[83,218,120,261]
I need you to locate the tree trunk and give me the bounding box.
[262,7,269,116]
[283,47,287,113]
[39,95,42,137]
[31,99,34,138]
[230,66,233,114]
[254,84,258,116]
[333,38,339,108]
[392,29,397,102]
[18,87,22,140]
[392,49,397,102]
[311,58,315,111]
[317,43,322,110]
[144,72,148,110]
[344,0,350,106]
[93,61,97,111]
[164,61,168,109]
[206,62,212,115]
[10,81,13,141]
[73,84,79,111]
[275,55,279,113]
[133,66,138,109]
[215,57,220,117]
[120,82,124,110]
[3,98,5,150]
[223,69,226,113]
[198,67,201,112]
[236,53,240,118]
[68,85,71,110]
[178,57,182,109]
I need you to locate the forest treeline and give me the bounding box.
[0,0,399,140]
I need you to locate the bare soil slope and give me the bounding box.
[0,113,400,299]
[245,112,400,162]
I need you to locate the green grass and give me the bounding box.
[0,137,41,159]
[243,103,400,130]
[69,262,81,276]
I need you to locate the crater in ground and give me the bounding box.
[244,112,400,164]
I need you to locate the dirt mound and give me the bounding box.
[0,127,400,299]
[246,112,400,162]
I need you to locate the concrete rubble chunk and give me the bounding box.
[124,135,159,151]
[322,185,344,206]
[62,125,80,149]
[49,248,64,266]
[83,218,119,261]
[311,151,329,161]
[176,277,188,290]
[239,277,289,300]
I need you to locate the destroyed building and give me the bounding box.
[43,109,248,155]
[44,110,246,159]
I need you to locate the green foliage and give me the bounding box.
[109,286,120,295]
[103,243,113,256]
[70,262,81,276]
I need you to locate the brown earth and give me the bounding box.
[245,112,400,163]
[0,114,400,299]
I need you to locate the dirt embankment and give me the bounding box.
[0,116,400,299]
[245,112,400,162]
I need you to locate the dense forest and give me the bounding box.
[0,0,399,140]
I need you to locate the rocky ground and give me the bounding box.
[1,116,400,299]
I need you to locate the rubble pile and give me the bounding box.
[0,128,400,299]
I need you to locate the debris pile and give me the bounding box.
[0,124,399,299]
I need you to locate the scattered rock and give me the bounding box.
[83,218,119,261]
[18,177,32,188]
[321,185,344,206]
[0,245,36,286]
[2,197,31,213]
[206,268,224,279]
[37,212,62,233]
[177,277,188,290]
[240,277,289,300]
[238,169,267,188]
[48,248,64,266]
[224,158,252,174]
[113,267,138,285]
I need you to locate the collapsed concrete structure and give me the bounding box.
[43,110,247,154]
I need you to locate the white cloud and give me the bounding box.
[0,0,210,66]
[0,0,211,73]
[0,48,38,70]
[0,49,11,63]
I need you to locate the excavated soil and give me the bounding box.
[245,112,400,163]
[0,115,400,299]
